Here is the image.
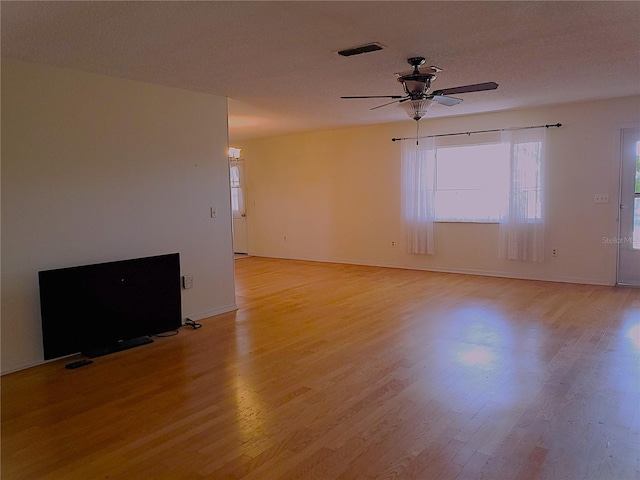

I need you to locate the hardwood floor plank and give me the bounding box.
[2,257,639,479]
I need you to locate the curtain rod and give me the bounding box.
[391,123,562,142]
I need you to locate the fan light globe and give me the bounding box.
[400,98,432,121]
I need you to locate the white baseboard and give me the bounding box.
[247,254,614,287]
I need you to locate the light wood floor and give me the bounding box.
[2,257,639,479]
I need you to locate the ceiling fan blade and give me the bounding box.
[432,82,498,96]
[341,95,404,99]
[370,97,409,110]
[432,95,463,107]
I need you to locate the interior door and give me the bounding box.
[617,128,640,286]
[230,160,248,254]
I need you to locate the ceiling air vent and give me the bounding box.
[337,42,384,57]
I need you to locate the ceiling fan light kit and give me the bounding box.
[342,56,499,122]
[400,98,433,121]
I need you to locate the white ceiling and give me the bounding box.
[2,1,639,142]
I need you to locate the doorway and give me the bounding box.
[617,127,640,286]
[230,159,248,254]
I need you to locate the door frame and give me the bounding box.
[616,126,640,286]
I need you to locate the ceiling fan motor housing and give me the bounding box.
[399,56,435,97]
[398,73,436,97]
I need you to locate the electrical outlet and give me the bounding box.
[594,194,609,204]
[391,241,396,247]
[182,275,194,289]
[210,206,217,218]
[552,248,558,257]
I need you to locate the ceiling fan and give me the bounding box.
[342,57,498,121]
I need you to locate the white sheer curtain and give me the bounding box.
[401,137,436,254]
[499,128,546,262]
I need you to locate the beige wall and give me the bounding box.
[1,59,236,373]
[241,96,640,285]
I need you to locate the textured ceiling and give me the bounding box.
[2,1,639,141]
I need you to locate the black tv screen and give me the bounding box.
[39,253,182,360]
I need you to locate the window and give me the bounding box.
[432,140,542,223]
[508,140,544,222]
[636,140,640,194]
[230,165,240,212]
[434,143,508,222]
[229,164,245,218]
[634,140,640,249]
[400,128,546,258]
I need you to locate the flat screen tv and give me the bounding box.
[39,253,182,360]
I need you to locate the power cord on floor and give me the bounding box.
[184,318,202,329]
[155,330,179,337]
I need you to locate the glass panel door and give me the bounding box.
[618,128,640,285]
